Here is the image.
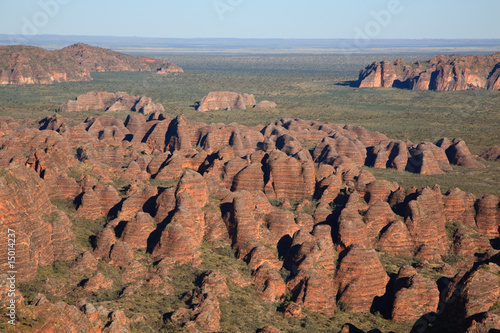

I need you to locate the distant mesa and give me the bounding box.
[197,91,277,112]
[0,43,183,85]
[357,52,500,91]
[59,91,165,114]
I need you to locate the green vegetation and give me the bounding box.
[441,254,467,266]
[18,261,83,304]
[445,221,462,240]
[42,212,60,225]
[219,285,412,333]
[378,252,450,281]
[365,161,500,197]
[378,252,421,276]
[490,301,500,311]
[50,198,108,251]
[337,300,352,312]
[268,196,318,216]
[148,178,180,189]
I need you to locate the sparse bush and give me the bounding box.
[337,300,351,312]
[279,267,291,282]
[445,221,462,240]
[441,254,466,266]
[490,301,500,311]
[269,197,285,207]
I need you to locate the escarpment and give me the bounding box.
[358,53,500,91]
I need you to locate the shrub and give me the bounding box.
[337,300,351,312]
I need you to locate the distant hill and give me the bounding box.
[0,43,183,85]
[357,52,500,91]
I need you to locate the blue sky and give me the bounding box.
[0,0,499,39]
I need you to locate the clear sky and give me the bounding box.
[0,0,499,39]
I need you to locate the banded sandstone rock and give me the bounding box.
[358,53,500,91]
[335,245,389,313]
[391,266,439,322]
[198,91,256,111]
[264,150,315,199]
[445,138,486,168]
[59,91,165,114]
[404,186,449,257]
[475,194,500,238]
[0,165,75,282]
[152,192,205,265]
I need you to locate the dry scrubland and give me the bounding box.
[0,53,498,197]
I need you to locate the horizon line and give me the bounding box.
[1,33,500,41]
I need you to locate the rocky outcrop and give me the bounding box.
[376,220,414,256]
[358,53,500,91]
[228,190,299,258]
[0,45,91,85]
[404,186,449,258]
[406,142,452,175]
[151,191,205,265]
[59,91,165,114]
[443,188,477,227]
[336,193,370,250]
[481,146,500,161]
[254,101,278,109]
[475,194,500,238]
[367,140,408,170]
[252,263,286,302]
[120,212,156,251]
[335,245,389,313]
[286,225,338,316]
[264,149,315,199]
[431,261,500,332]
[77,184,122,220]
[0,165,75,282]
[391,266,439,322]
[0,43,182,85]
[25,298,131,333]
[198,91,256,111]
[445,138,486,168]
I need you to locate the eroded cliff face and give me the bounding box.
[0,114,498,332]
[0,43,183,85]
[358,53,500,91]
